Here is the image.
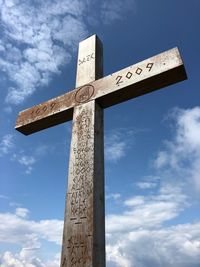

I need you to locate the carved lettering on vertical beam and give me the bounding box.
[66,106,94,265]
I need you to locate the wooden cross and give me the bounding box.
[15,35,187,267]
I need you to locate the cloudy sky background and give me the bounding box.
[0,0,200,266]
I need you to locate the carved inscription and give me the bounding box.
[69,108,93,222]
[135,67,143,75]
[75,85,94,103]
[115,62,154,86]
[67,234,92,266]
[66,107,93,265]
[126,72,133,79]
[78,53,95,65]
[30,102,57,118]
[146,62,154,72]
[115,75,123,86]
[69,191,87,218]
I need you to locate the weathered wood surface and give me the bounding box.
[75,34,103,87]
[16,47,186,135]
[60,35,105,267]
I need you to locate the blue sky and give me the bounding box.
[0,0,200,266]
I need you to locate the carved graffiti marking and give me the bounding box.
[116,75,123,86]
[30,102,57,118]
[135,67,143,75]
[66,108,93,265]
[68,108,93,225]
[146,62,154,71]
[126,72,133,79]
[50,102,56,110]
[75,85,94,103]
[69,188,89,217]
[115,62,154,85]
[78,53,95,65]
[67,234,91,265]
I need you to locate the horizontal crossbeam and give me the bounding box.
[15,47,187,135]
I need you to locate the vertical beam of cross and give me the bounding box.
[60,35,105,267]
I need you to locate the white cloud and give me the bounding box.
[15,208,29,218]
[154,107,200,192]
[106,193,121,200]
[106,222,200,267]
[0,134,14,156]
[106,141,126,162]
[106,185,199,266]
[0,208,62,266]
[0,0,136,105]
[0,209,63,247]
[106,183,187,234]
[0,180,196,267]
[0,134,37,173]
[0,249,60,267]
[105,107,200,266]
[0,196,198,267]
[17,155,35,166]
[12,153,36,174]
[124,196,145,206]
[3,221,200,267]
[136,181,157,189]
[0,40,6,51]
[107,243,131,267]
[52,15,87,47]
[1,138,55,174]
[1,251,25,267]
[0,0,87,104]
[154,150,168,169]
[2,106,200,266]
[1,107,200,266]
[105,128,136,162]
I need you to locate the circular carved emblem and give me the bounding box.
[75,85,94,103]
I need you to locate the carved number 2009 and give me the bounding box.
[116,63,154,86]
